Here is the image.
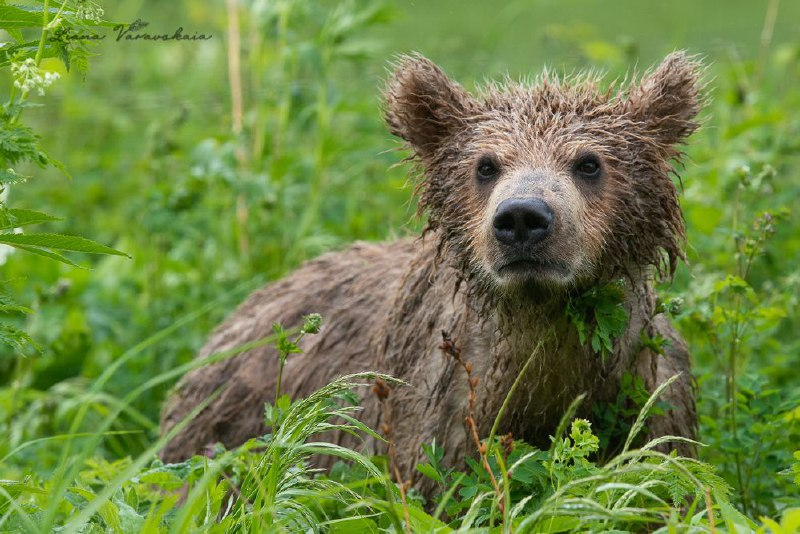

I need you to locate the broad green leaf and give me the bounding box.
[755,305,787,323]
[327,517,379,534]
[0,208,62,230]
[759,516,784,533]
[0,41,65,69]
[140,495,179,533]
[4,27,23,43]
[7,243,88,268]
[717,489,758,531]
[0,233,129,257]
[0,303,33,314]
[0,479,47,514]
[114,498,144,534]
[0,323,41,354]
[136,471,184,491]
[0,169,27,186]
[778,508,800,532]
[416,462,443,483]
[533,515,580,533]
[1,2,125,29]
[713,274,751,294]
[401,502,452,533]
[0,123,45,167]
[0,5,44,29]
[70,487,123,533]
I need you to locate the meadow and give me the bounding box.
[0,0,798,531]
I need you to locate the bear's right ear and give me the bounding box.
[384,54,474,159]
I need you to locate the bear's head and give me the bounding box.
[384,52,703,296]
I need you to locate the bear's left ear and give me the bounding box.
[626,52,704,147]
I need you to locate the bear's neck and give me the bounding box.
[437,252,658,445]
[377,239,659,450]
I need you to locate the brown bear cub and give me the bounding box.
[160,52,701,482]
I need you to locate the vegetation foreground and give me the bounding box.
[0,1,798,532]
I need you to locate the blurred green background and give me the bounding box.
[1,0,798,515]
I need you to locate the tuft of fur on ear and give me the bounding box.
[627,51,704,148]
[383,53,475,159]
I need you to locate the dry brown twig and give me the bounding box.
[439,331,507,519]
[705,486,717,533]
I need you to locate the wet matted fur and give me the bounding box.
[160,52,702,483]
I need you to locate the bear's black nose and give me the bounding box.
[493,198,554,247]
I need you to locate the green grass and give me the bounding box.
[1,0,799,531]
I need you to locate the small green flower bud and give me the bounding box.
[302,313,322,334]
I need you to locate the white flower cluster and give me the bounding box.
[11,58,61,96]
[75,2,105,23]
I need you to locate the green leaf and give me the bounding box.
[55,39,71,71]
[0,303,33,314]
[0,233,129,257]
[0,479,47,514]
[416,462,443,483]
[566,280,628,359]
[716,489,758,530]
[713,274,751,294]
[0,323,41,354]
[533,516,580,533]
[326,517,379,533]
[0,40,67,69]
[0,168,28,186]
[0,123,46,167]
[388,501,452,533]
[639,331,668,354]
[5,243,87,268]
[114,498,145,533]
[70,487,124,533]
[0,208,62,230]
[46,152,71,179]
[136,471,184,491]
[0,5,44,29]
[4,27,24,43]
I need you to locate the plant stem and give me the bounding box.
[488,340,543,446]
[225,0,250,260]
[264,446,280,527]
[274,331,306,408]
[727,289,748,516]
[11,0,51,124]
[755,0,780,90]
[274,357,285,407]
[271,0,293,164]
[290,52,331,267]
[226,0,243,138]
[34,0,51,66]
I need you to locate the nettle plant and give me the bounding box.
[679,162,798,516]
[0,2,125,353]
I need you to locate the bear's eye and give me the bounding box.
[574,154,602,179]
[476,157,500,182]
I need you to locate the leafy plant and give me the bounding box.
[415,376,743,532]
[680,173,799,515]
[566,279,629,359]
[0,311,403,532]
[591,371,669,462]
[1,2,126,355]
